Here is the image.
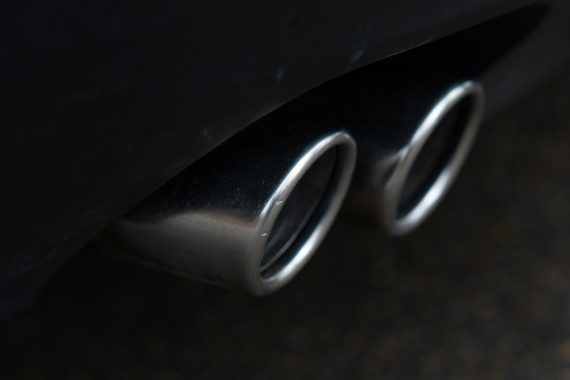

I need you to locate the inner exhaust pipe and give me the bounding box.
[344,80,484,235]
[102,121,356,295]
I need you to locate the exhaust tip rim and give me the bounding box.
[253,131,357,294]
[383,81,485,236]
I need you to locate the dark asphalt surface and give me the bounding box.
[2,71,570,380]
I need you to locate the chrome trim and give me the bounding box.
[103,125,356,295]
[384,81,484,235]
[345,81,484,235]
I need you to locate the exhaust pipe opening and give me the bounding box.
[255,133,355,292]
[382,81,484,235]
[260,147,337,276]
[397,96,472,216]
[101,124,356,295]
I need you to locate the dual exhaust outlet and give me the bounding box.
[104,80,484,294]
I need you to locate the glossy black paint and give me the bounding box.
[0,0,569,317]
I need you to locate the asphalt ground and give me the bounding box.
[2,70,570,380]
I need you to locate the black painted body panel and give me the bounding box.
[1,0,569,317]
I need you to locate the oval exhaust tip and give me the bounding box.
[382,81,484,235]
[102,126,356,295]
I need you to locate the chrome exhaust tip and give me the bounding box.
[103,123,356,295]
[346,81,484,235]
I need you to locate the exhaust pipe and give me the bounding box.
[345,80,484,235]
[102,121,356,295]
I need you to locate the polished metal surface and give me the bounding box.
[345,81,484,235]
[102,122,356,295]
